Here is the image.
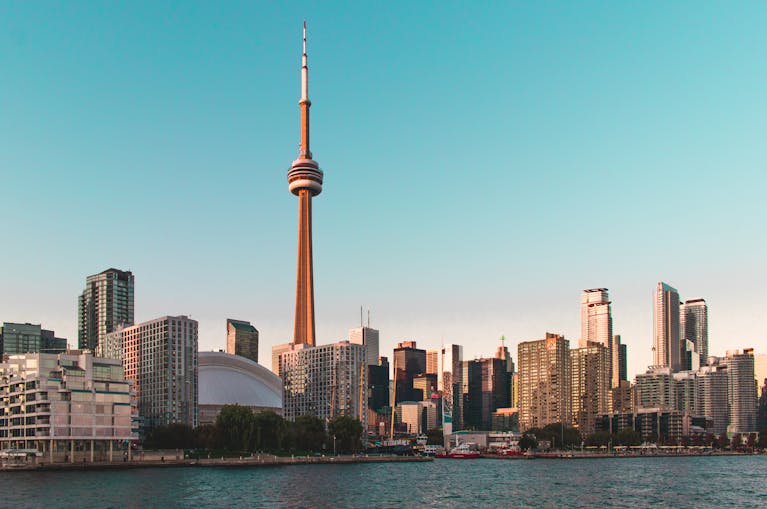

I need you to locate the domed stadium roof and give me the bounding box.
[199,351,282,409]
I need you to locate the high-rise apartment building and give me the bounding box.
[349,326,379,367]
[517,333,571,431]
[680,299,708,368]
[571,342,612,436]
[78,268,134,352]
[653,282,682,372]
[580,289,615,388]
[724,349,757,433]
[271,342,293,376]
[393,341,426,404]
[635,366,674,409]
[226,319,259,363]
[0,322,67,354]
[697,365,729,435]
[280,341,367,431]
[101,315,198,432]
[0,351,135,462]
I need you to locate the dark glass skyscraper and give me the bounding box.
[78,268,134,351]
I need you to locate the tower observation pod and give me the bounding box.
[288,21,323,346]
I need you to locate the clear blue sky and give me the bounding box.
[1,1,765,378]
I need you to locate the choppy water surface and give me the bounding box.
[1,456,765,508]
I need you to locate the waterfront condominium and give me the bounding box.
[653,282,683,372]
[517,333,571,431]
[280,341,367,431]
[680,299,708,368]
[0,351,135,462]
[100,315,198,433]
[78,268,134,352]
[570,342,611,436]
[226,319,259,364]
[724,349,757,433]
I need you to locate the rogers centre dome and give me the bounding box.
[198,351,283,425]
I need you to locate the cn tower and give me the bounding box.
[288,22,323,346]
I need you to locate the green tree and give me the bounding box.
[730,433,742,451]
[216,404,255,451]
[614,428,641,446]
[538,423,581,449]
[585,431,612,447]
[194,424,220,450]
[519,434,538,451]
[253,410,288,452]
[143,423,196,449]
[290,415,327,452]
[746,433,756,450]
[425,428,444,445]
[717,432,729,449]
[327,416,363,454]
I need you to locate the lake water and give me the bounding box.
[1,456,765,508]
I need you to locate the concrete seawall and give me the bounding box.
[1,454,432,472]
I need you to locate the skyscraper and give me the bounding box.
[517,333,571,431]
[393,341,426,404]
[288,22,324,347]
[438,344,463,431]
[570,342,611,436]
[101,315,199,432]
[680,299,708,367]
[724,349,757,433]
[653,282,682,372]
[580,288,613,348]
[349,325,379,367]
[580,288,615,387]
[226,319,259,363]
[78,268,134,351]
[280,341,367,430]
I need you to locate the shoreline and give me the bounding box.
[481,451,760,460]
[1,454,432,472]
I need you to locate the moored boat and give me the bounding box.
[436,442,481,459]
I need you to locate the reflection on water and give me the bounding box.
[0,456,765,508]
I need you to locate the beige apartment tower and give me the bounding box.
[517,333,571,431]
[571,342,611,436]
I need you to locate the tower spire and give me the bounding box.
[300,20,311,159]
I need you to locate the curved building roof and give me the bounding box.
[199,351,282,409]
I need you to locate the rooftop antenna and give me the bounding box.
[360,306,363,327]
[367,308,370,328]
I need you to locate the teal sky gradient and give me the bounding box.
[1,1,765,378]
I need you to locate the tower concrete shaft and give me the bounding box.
[288,22,323,346]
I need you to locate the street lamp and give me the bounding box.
[333,434,337,456]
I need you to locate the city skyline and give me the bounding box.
[2,3,766,381]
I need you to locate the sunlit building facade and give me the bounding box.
[571,342,611,435]
[101,315,198,433]
[518,333,571,431]
[226,319,259,364]
[0,351,135,462]
[280,341,367,431]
